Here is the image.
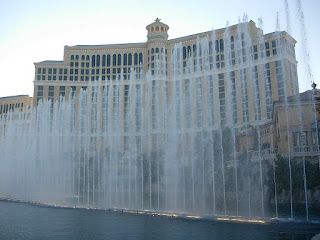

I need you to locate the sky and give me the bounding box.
[0,0,319,98]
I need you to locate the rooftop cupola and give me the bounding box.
[146,18,169,42]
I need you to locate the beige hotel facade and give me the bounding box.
[33,19,299,131]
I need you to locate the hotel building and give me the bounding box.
[0,95,32,117]
[32,19,299,132]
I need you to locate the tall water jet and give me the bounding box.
[0,17,316,222]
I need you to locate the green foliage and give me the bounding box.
[272,154,320,194]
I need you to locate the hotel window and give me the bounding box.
[187,46,191,56]
[139,53,143,64]
[230,71,237,124]
[252,66,261,120]
[193,44,197,57]
[71,55,74,60]
[42,68,46,74]
[107,55,111,67]
[81,55,85,61]
[128,53,132,65]
[97,55,101,67]
[123,54,127,66]
[293,132,308,146]
[37,68,41,74]
[264,63,272,119]
[134,53,138,65]
[102,55,106,67]
[265,42,270,57]
[183,47,187,59]
[220,39,224,52]
[218,74,226,125]
[92,55,96,67]
[240,69,249,122]
[113,54,116,66]
[276,60,285,98]
[117,54,121,66]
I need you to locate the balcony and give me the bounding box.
[290,145,320,157]
[250,148,278,162]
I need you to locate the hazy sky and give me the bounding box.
[0,0,318,97]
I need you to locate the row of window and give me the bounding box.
[69,53,143,67]
[0,102,25,115]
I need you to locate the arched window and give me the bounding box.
[117,54,121,66]
[156,26,159,31]
[230,36,234,42]
[76,55,79,60]
[124,54,127,66]
[215,40,219,52]
[81,55,85,61]
[193,44,197,57]
[96,55,100,67]
[107,55,111,67]
[71,55,74,60]
[151,48,154,54]
[86,55,90,61]
[187,46,191,57]
[161,27,164,31]
[262,142,270,150]
[113,54,117,66]
[134,53,138,65]
[151,27,154,32]
[128,53,132,65]
[155,48,159,54]
[139,53,143,64]
[220,39,224,52]
[92,55,96,67]
[209,41,213,54]
[183,47,187,59]
[102,55,106,67]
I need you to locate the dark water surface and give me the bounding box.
[0,200,319,240]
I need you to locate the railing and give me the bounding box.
[291,145,320,157]
[250,148,278,161]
